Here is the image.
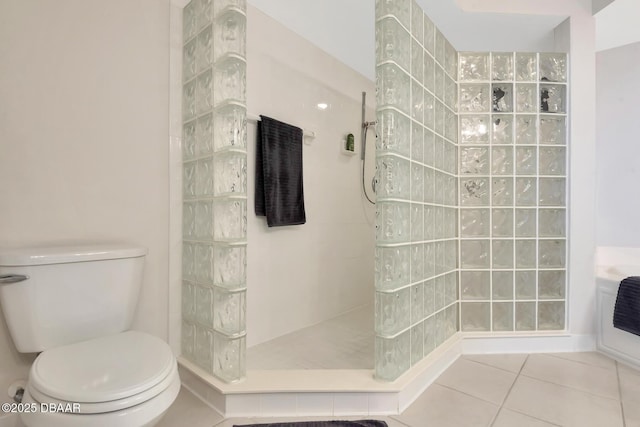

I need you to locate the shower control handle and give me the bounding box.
[0,274,29,285]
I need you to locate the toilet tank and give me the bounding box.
[0,244,147,353]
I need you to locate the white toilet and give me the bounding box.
[0,244,180,427]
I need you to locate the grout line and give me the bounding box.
[488,353,529,427]
[435,382,502,408]
[461,354,526,375]
[616,361,627,427]
[387,415,413,427]
[488,408,500,426]
[517,370,621,403]
[499,407,563,427]
[544,352,616,371]
[518,360,620,401]
[517,353,529,375]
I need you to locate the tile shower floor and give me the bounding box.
[159,351,640,427]
[246,305,375,370]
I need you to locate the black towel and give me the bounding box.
[255,115,306,227]
[613,276,640,336]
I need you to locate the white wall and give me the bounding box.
[0,0,170,402]
[596,0,640,51]
[168,1,184,356]
[595,42,640,247]
[247,0,376,81]
[246,6,376,347]
[593,0,616,14]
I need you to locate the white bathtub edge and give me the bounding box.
[596,246,640,270]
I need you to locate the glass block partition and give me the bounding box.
[374,0,459,381]
[458,52,567,332]
[181,0,248,383]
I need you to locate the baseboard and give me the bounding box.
[178,364,226,416]
[461,332,597,354]
[397,334,462,413]
[597,344,640,370]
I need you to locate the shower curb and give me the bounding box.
[177,332,594,417]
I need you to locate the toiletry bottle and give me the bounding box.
[346,133,355,152]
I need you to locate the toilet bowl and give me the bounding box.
[20,331,180,427]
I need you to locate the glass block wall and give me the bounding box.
[374,0,459,381]
[458,52,567,332]
[181,0,248,383]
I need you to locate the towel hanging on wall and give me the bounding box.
[613,276,640,337]
[255,115,306,227]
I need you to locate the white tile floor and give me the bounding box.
[160,351,640,427]
[246,305,374,370]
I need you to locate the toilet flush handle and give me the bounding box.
[0,274,29,285]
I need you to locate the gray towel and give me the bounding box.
[255,115,306,227]
[614,276,640,336]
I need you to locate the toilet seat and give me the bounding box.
[27,331,177,414]
[20,374,181,427]
[28,362,178,414]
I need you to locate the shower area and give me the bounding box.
[179,0,568,385]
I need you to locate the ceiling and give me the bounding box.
[246,0,640,81]
[246,0,568,81]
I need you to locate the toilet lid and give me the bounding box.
[30,331,175,403]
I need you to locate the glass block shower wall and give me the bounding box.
[374,0,459,381]
[181,0,248,383]
[458,52,567,332]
